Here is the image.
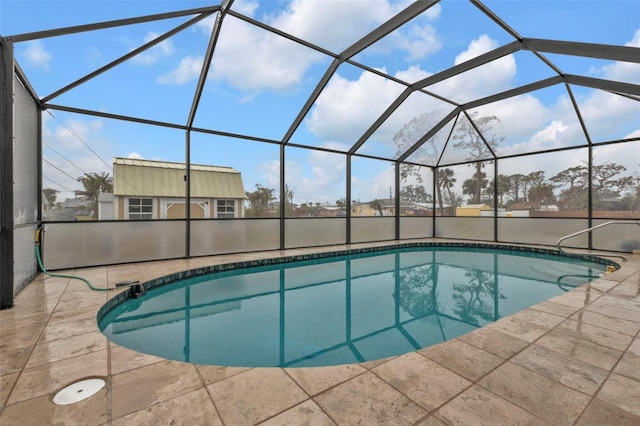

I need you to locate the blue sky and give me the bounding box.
[2,0,639,204]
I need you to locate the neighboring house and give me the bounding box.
[112,157,246,220]
[456,204,491,217]
[318,205,346,217]
[62,198,92,219]
[351,199,431,217]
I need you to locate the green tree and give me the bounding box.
[245,184,275,217]
[437,168,457,214]
[462,172,488,204]
[283,184,295,216]
[490,175,511,207]
[451,112,503,205]
[400,184,430,203]
[506,173,525,205]
[76,172,113,219]
[42,188,58,207]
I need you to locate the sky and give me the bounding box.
[2,0,639,204]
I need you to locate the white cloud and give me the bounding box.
[42,115,112,200]
[594,28,640,84]
[399,23,441,61]
[127,152,143,159]
[624,129,640,139]
[306,69,406,142]
[172,0,441,94]
[265,0,394,52]
[157,55,203,84]
[132,31,175,66]
[21,40,52,71]
[529,120,569,146]
[427,35,516,102]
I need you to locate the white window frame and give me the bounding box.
[215,199,236,219]
[125,197,155,220]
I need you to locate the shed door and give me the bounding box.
[166,203,205,219]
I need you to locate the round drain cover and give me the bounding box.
[53,378,105,405]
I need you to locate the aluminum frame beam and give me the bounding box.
[281,0,441,145]
[522,38,640,64]
[42,13,213,104]
[0,38,14,309]
[7,6,219,42]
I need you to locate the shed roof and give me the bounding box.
[113,157,245,198]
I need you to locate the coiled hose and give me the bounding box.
[35,227,113,291]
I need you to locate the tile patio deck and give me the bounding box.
[1,240,639,425]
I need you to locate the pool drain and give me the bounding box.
[53,378,105,405]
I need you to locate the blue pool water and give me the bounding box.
[98,245,612,368]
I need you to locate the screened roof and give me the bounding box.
[2,0,639,178]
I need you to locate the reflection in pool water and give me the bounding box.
[99,246,609,367]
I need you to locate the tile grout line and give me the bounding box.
[0,274,72,413]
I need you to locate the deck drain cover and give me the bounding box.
[53,378,105,405]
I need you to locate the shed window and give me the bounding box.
[129,197,153,220]
[217,200,235,218]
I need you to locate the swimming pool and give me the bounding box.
[98,243,615,368]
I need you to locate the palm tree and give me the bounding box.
[76,172,113,219]
[437,168,456,214]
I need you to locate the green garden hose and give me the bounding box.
[35,228,113,291]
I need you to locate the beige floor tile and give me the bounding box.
[111,360,203,419]
[597,373,640,417]
[0,312,49,334]
[608,281,640,298]
[546,290,598,308]
[0,388,107,426]
[358,355,396,370]
[0,325,44,353]
[510,308,565,328]
[372,352,471,412]
[418,339,503,381]
[53,294,108,312]
[26,331,108,368]
[432,385,549,425]
[511,344,609,395]
[570,309,640,336]
[585,297,640,323]
[627,338,640,357]
[535,330,623,371]
[112,388,222,426]
[48,305,100,324]
[8,349,108,404]
[285,363,366,396]
[38,316,101,343]
[0,372,18,406]
[529,300,581,317]
[458,327,529,359]
[596,294,640,310]
[0,346,31,376]
[196,364,251,385]
[614,352,640,381]
[576,398,640,426]
[485,316,550,343]
[110,345,164,375]
[315,371,427,426]
[258,399,336,426]
[208,368,307,425]
[478,362,590,425]
[555,318,633,351]
[414,416,446,425]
